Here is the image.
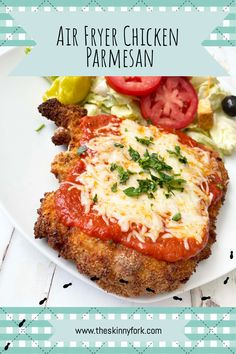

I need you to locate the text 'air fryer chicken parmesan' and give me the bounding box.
[35,98,228,297]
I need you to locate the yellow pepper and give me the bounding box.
[43,76,91,104]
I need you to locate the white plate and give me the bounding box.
[0,49,236,303]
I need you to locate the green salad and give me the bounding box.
[43,76,236,156]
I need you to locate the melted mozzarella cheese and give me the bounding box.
[76,119,214,245]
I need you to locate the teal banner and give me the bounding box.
[0,307,235,353]
[10,10,228,75]
[50,317,187,342]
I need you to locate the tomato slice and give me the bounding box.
[141,77,198,129]
[106,76,162,96]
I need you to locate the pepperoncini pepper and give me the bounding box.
[43,76,92,104]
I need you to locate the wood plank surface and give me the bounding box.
[1,209,235,307]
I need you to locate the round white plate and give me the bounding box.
[0,49,236,303]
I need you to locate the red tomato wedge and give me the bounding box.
[106,76,162,96]
[141,77,198,130]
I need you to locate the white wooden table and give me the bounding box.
[0,209,236,307]
[0,47,235,307]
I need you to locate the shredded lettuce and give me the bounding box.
[210,113,236,155]
[190,77,211,90]
[186,131,221,154]
[189,77,236,155]
[83,103,100,116]
[84,77,144,122]
[194,77,228,111]
[42,75,236,157]
[185,123,210,137]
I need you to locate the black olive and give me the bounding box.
[222,95,236,117]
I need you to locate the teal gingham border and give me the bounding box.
[0,307,235,353]
[0,1,236,6]
[0,4,236,47]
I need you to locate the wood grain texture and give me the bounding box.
[0,211,14,270]
[0,210,56,306]
[190,269,236,307]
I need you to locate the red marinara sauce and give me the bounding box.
[54,115,224,262]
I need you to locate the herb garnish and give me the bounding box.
[123,187,142,197]
[155,172,186,194]
[35,124,45,132]
[129,147,172,173]
[123,172,185,199]
[138,150,173,173]
[25,47,32,55]
[93,194,98,203]
[128,146,141,162]
[111,183,118,192]
[172,212,182,222]
[123,178,157,199]
[167,146,188,164]
[110,163,118,172]
[217,184,223,190]
[114,143,124,148]
[125,146,186,198]
[77,145,87,155]
[110,164,135,184]
[135,136,154,146]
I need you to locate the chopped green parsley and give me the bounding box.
[124,146,186,198]
[93,194,98,203]
[138,150,173,173]
[172,212,182,222]
[123,178,157,199]
[128,146,141,162]
[114,143,124,148]
[35,124,45,132]
[110,164,135,184]
[135,136,154,146]
[111,183,118,193]
[167,145,188,164]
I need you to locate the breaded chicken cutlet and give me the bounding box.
[35,98,228,297]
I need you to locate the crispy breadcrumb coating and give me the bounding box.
[35,99,228,297]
